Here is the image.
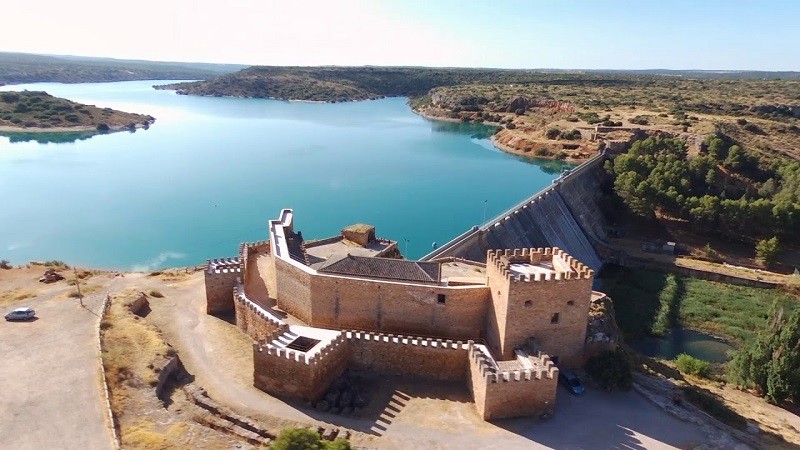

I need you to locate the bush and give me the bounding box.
[546,128,560,139]
[674,353,710,377]
[534,148,550,156]
[270,427,351,450]
[44,260,69,268]
[555,151,568,160]
[585,347,633,391]
[755,236,780,267]
[559,129,581,140]
[96,123,110,132]
[505,122,516,130]
[0,260,12,270]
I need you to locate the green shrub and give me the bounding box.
[0,260,12,270]
[534,148,550,156]
[674,353,710,377]
[586,347,633,391]
[755,236,780,267]
[44,260,69,268]
[270,427,352,450]
[546,128,560,139]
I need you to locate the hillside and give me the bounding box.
[155,66,648,102]
[0,52,244,85]
[0,91,153,131]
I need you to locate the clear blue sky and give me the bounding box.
[1,0,797,70]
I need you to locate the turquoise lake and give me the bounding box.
[0,81,568,270]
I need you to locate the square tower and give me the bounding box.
[485,248,593,367]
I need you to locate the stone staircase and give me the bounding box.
[271,330,300,349]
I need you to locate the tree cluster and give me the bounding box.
[727,303,800,404]
[585,347,633,391]
[605,136,800,243]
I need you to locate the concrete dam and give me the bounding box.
[423,152,610,272]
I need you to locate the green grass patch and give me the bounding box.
[600,267,798,345]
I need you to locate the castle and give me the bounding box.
[205,208,608,420]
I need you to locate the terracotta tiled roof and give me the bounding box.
[317,254,441,284]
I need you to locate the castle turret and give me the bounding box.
[485,248,593,367]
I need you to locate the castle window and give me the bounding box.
[550,313,560,324]
[524,300,532,308]
[437,294,446,304]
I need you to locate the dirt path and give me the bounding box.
[0,268,119,450]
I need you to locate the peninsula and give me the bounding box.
[0,91,154,133]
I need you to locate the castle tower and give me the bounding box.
[485,248,593,367]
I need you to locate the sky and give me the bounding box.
[2,0,798,70]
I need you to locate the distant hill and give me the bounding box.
[0,52,245,85]
[156,66,800,102]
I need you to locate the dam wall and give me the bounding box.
[423,152,609,271]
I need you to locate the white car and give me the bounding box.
[5,307,36,321]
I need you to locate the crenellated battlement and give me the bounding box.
[486,247,593,282]
[468,343,557,384]
[255,332,348,366]
[233,285,287,333]
[205,257,242,275]
[344,330,469,350]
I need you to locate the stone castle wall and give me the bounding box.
[345,331,469,381]
[205,258,242,314]
[273,257,314,324]
[253,334,349,402]
[468,345,558,420]
[308,275,490,339]
[233,286,287,342]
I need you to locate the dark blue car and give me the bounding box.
[559,371,585,395]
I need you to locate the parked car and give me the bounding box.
[559,371,585,395]
[5,307,36,321]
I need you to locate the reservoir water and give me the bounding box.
[630,328,735,363]
[0,81,568,270]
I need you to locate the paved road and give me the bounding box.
[149,273,719,449]
[0,279,114,450]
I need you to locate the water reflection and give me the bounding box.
[0,130,99,144]
[630,328,735,362]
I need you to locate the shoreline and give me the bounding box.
[412,107,594,164]
[0,122,152,134]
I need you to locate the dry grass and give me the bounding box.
[100,292,171,418]
[122,420,192,450]
[0,288,36,306]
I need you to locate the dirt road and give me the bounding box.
[0,269,116,450]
